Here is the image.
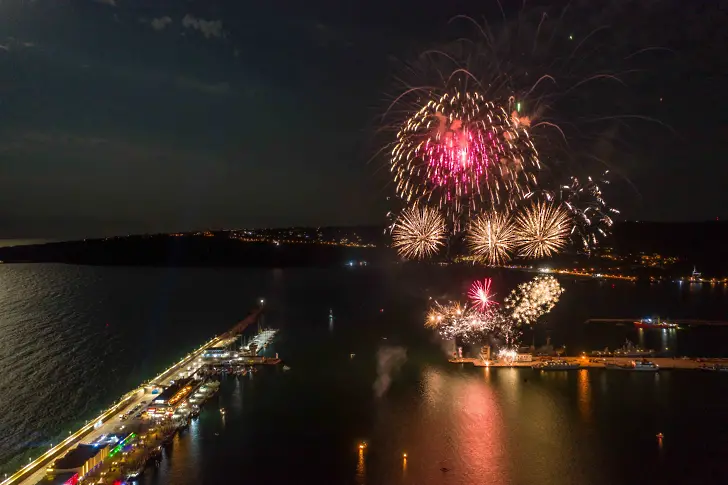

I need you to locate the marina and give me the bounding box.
[1,302,280,485]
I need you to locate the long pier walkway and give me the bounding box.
[585,318,728,326]
[1,305,264,485]
[451,356,728,369]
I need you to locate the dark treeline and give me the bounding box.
[0,235,389,267]
[0,222,726,273]
[608,221,728,275]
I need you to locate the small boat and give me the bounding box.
[606,359,659,371]
[282,365,291,371]
[634,317,678,330]
[701,364,728,372]
[534,360,581,371]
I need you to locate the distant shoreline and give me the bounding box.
[0,239,58,248]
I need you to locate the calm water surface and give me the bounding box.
[1,264,728,484]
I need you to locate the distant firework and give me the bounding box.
[390,90,540,225]
[391,205,446,259]
[555,172,619,252]
[468,278,498,311]
[504,275,564,326]
[467,210,517,265]
[383,6,658,258]
[514,201,571,258]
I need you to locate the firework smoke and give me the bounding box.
[374,346,408,398]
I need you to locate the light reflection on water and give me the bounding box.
[3,264,728,484]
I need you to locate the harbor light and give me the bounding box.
[403,452,407,458]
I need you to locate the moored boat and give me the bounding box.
[606,359,659,371]
[534,360,581,371]
[634,317,678,330]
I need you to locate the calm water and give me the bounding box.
[1,264,728,484]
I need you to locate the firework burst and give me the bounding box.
[380,5,661,239]
[427,301,492,342]
[504,275,564,326]
[514,201,571,258]
[391,89,541,225]
[391,205,446,260]
[555,172,619,253]
[467,210,517,265]
[468,278,498,311]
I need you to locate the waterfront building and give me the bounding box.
[148,378,195,416]
[46,444,108,480]
[34,471,79,485]
[202,346,231,359]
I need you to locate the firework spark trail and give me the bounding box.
[468,278,498,311]
[391,205,446,260]
[467,210,517,265]
[514,200,571,258]
[504,275,564,326]
[391,90,541,225]
[555,171,620,252]
[426,301,499,343]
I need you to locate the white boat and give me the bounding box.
[606,360,659,371]
[283,365,291,371]
[534,360,581,370]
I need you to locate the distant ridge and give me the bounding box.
[0,222,725,272]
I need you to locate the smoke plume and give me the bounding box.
[373,346,407,398]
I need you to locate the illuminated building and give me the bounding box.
[202,347,231,360]
[148,378,195,416]
[47,444,109,480]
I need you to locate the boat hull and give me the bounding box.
[634,323,677,330]
[605,364,659,372]
[534,364,581,371]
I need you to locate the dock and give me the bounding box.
[1,304,266,485]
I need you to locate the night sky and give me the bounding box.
[0,0,725,239]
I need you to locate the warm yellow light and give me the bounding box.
[403,453,407,458]
[359,444,364,449]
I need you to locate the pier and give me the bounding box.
[1,304,266,485]
[450,356,728,370]
[585,318,728,327]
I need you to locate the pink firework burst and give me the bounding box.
[468,278,498,311]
